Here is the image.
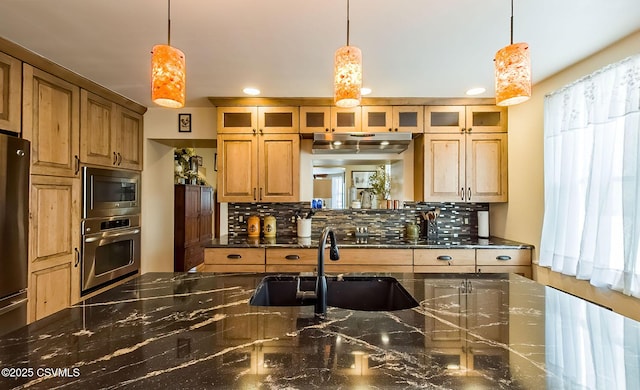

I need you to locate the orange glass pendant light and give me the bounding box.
[494,0,531,106]
[151,0,186,108]
[334,0,362,108]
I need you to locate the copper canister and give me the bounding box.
[247,215,260,237]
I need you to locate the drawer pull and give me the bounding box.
[227,254,242,260]
[437,255,452,261]
[496,255,512,261]
[285,255,300,260]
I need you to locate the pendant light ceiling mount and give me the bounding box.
[151,0,186,108]
[334,0,363,108]
[494,0,531,106]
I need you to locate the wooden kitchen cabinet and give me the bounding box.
[325,248,413,273]
[203,247,265,272]
[413,248,475,273]
[265,248,318,273]
[28,175,80,322]
[217,106,298,134]
[0,51,22,134]
[360,106,424,133]
[299,106,362,133]
[80,90,143,170]
[22,64,80,178]
[414,132,508,202]
[476,248,532,278]
[174,185,213,271]
[217,133,299,202]
[425,105,507,133]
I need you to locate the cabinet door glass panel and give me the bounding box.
[471,111,501,127]
[336,112,355,127]
[224,112,253,128]
[305,112,325,128]
[398,112,418,127]
[367,112,387,127]
[263,112,293,128]
[430,112,460,127]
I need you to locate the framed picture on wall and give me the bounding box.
[179,113,191,132]
[351,171,374,189]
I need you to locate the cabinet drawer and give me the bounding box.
[338,249,413,265]
[266,248,319,265]
[476,249,531,266]
[204,248,265,265]
[414,249,475,266]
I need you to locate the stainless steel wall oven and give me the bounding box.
[81,167,141,294]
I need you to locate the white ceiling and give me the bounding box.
[1,0,639,108]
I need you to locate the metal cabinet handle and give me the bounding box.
[74,155,80,175]
[467,280,472,293]
[253,188,257,201]
[259,188,263,201]
[117,152,122,165]
[468,128,472,133]
[460,188,465,201]
[467,187,471,201]
[113,152,118,165]
[496,255,512,261]
[461,128,466,134]
[461,280,467,293]
[0,297,28,316]
[227,254,242,259]
[214,153,218,171]
[437,255,452,261]
[285,255,300,260]
[74,248,80,267]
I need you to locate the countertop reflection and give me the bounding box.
[0,272,638,389]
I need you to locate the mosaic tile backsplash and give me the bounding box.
[228,202,490,241]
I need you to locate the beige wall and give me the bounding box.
[141,107,218,273]
[492,29,640,262]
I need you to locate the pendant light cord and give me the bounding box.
[346,0,350,46]
[167,0,172,46]
[509,0,513,45]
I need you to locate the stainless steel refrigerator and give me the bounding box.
[0,132,30,336]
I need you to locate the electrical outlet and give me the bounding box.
[238,215,244,223]
[464,217,469,224]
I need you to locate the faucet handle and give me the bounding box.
[329,245,340,261]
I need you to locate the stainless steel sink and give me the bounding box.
[249,275,419,311]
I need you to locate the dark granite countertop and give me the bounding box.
[205,235,534,249]
[1,272,638,389]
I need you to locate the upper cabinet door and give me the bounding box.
[259,134,300,202]
[115,105,143,170]
[258,106,298,134]
[466,133,508,202]
[217,134,259,202]
[419,133,466,202]
[465,106,507,133]
[330,107,361,133]
[22,64,80,178]
[361,106,392,133]
[80,90,116,167]
[392,106,424,133]
[217,107,258,134]
[299,106,330,134]
[0,52,22,134]
[424,106,465,133]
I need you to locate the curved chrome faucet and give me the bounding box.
[315,226,340,317]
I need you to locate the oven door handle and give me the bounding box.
[84,229,141,243]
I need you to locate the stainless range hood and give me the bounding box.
[312,132,412,154]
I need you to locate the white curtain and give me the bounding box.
[540,54,640,297]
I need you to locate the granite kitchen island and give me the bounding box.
[1,272,638,389]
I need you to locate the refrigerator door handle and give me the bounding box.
[0,297,28,316]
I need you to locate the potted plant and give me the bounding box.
[368,165,390,208]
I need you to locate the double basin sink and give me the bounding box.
[249,275,418,311]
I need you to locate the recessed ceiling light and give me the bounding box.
[242,87,261,96]
[466,87,486,96]
[360,87,372,96]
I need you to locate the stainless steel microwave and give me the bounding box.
[82,167,140,219]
